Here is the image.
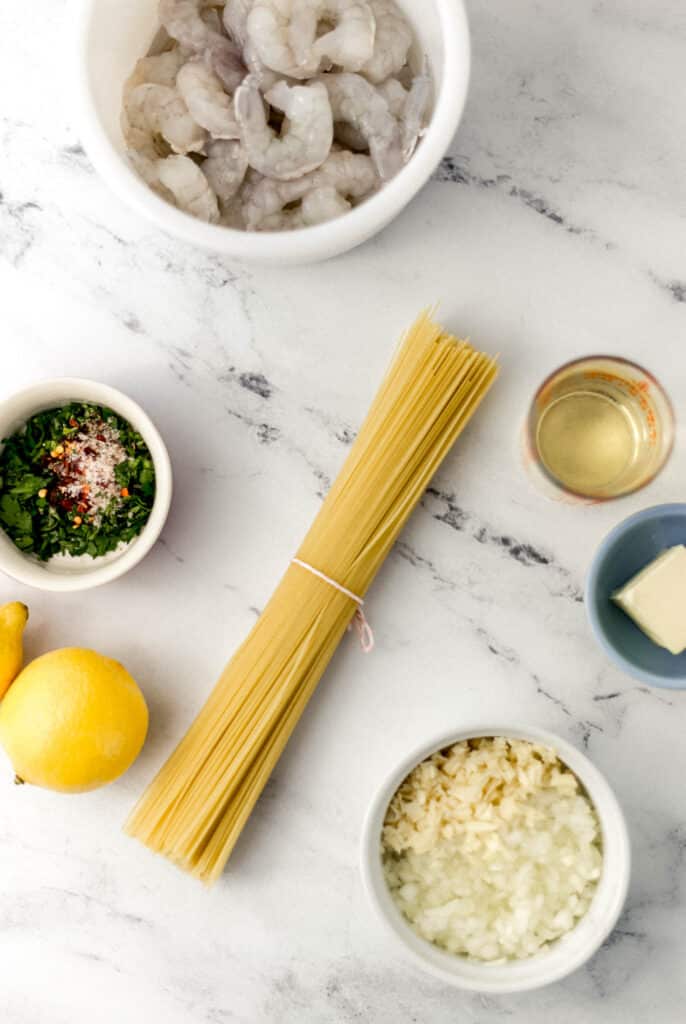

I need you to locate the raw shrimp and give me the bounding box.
[401,66,431,159]
[300,185,351,224]
[377,68,431,158]
[312,146,378,195]
[127,150,174,201]
[290,0,375,73]
[124,83,207,155]
[258,185,350,229]
[243,39,282,90]
[123,47,186,101]
[237,29,285,92]
[241,148,377,228]
[376,76,406,117]
[122,48,188,147]
[234,76,333,179]
[334,74,397,150]
[160,0,222,53]
[157,154,220,221]
[223,0,253,46]
[246,0,319,78]
[319,72,402,179]
[176,60,241,138]
[360,0,412,83]
[202,139,249,204]
[159,0,245,91]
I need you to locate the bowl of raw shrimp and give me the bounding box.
[71,0,470,265]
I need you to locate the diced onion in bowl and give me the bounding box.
[382,737,602,962]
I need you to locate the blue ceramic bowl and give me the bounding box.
[586,504,686,689]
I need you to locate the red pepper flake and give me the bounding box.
[120,487,130,498]
[47,414,128,526]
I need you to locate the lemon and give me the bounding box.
[0,647,148,792]
[0,602,28,699]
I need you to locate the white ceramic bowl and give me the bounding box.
[70,0,470,265]
[361,723,631,993]
[0,379,172,592]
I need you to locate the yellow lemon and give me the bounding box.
[0,647,148,792]
[0,601,28,699]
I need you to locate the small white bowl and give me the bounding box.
[361,723,630,993]
[0,378,172,592]
[70,0,470,265]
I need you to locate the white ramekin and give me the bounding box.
[361,723,631,994]
[69,0,470,265]
[0,379,172,592]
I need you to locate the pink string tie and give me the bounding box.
[291,558,375,654]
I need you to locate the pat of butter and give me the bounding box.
[612,545,686,655]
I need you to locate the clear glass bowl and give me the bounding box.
[525,356,675,502]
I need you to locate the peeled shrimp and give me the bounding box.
[246,0,319,78]
[234,75,333,179]
[122,48,188,149]
[376,76,406,117]
[157,154,220,221]
[319,72,401,179]
[124,83,207,155]
[176,60,241,138]
[312,147,378,195]
[258,185,351,229]
[243,39,282,90]
[127,150,174,201]
[159,0,245,91]
[300,185,351,224]
[401,67,431,159]
[160,1,222,53]
[123,47,186,101]
[360,0,412,83]
[202,139,249,204]
[377,69,431,159]
[223,0,253,46]
[290,0,375,73]
[241,148,377,228]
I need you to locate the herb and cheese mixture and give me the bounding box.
[382,737,602,962]
[0,403,155,561]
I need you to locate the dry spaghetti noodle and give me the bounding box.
[125,311,498,883]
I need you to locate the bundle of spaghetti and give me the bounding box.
[126,311,498,883]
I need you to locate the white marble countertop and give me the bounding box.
[2,2,686,1021]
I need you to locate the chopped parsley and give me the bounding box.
[0,402,156,561]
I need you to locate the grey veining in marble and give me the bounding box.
[1,1,685,1022]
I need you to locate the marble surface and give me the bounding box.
[1,1,686,1021]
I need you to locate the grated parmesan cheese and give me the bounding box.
[382,737,602,962]
[46,414,128,525]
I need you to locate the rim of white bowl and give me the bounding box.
[0,378,172,592]
[360,722,631,994]
[69,0,471,263]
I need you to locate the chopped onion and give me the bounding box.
[382,737,602,962]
